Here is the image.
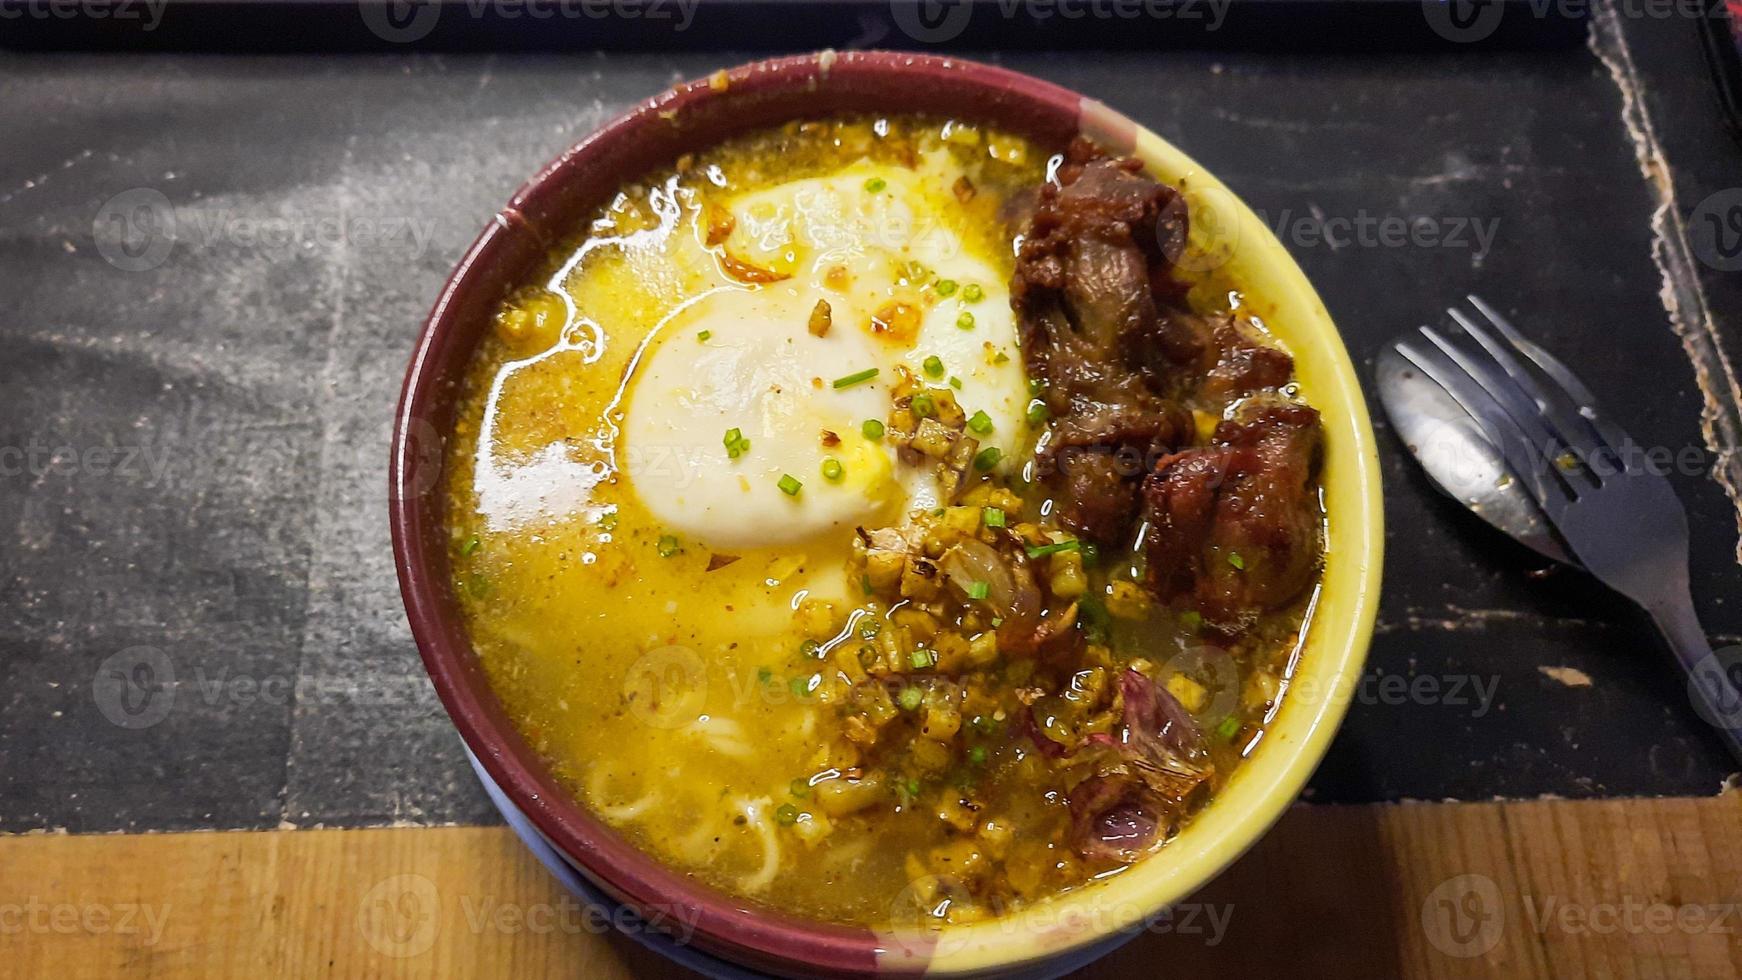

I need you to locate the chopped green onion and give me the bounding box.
[723,426,750,459]
[800,638,822,658]
[1081,542,1100,565]
[864,177,887,193]
[956,311,975,330]
[922,355,945,378]
[972,446,1002,471]
[596,509,619,531]
[822,457,844,481]
[1215,716,1241,741]
[898,686,923,711]
[967,410,993,435]
[862,418,886,440]
[1027,377,1046,397]
[757,666,773,684]
[861,574,874,596]
[990,617,1004,627]
[1025,539,1080,559]
[982,507,1007,528]
[859,619,882,639]
[657,534,682,558]
[790,777,811,798]
[962,283,984,303]
[905,777,921,796]
[777,474,803,497]
[697,329,712,342]
[1179,610,1203,633]
[832,367,880,389]
[949,376,963,390]
[934,279,959,297]
[967,745,988,765]
[992,350,1010,366]
[1227,551,1246,570]
[910,648,933,670]
[910,393,937,419]
[776,802,800,825]
[461,536,481,556]
[1026,399,1050,426]
[966,581,991,601]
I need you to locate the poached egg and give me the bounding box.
[622,154,1029,551]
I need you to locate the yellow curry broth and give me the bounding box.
[445,116,1319,928]
[446,118,1074,924]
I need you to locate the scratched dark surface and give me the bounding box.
[3,18,1741,835]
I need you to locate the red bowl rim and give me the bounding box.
[390,51,1119,976]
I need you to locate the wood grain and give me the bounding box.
[5,797,1741,979]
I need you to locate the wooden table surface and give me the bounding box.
[9,795,1742,978]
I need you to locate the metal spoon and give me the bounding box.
[1375,344,1576,566]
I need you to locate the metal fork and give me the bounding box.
[1393,296,1742,766]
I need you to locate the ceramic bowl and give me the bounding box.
[390,50,1384,978]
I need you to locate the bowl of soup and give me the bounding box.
[391,51,1383,977]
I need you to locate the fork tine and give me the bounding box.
[1419,325,1592,497]
[1465,295,1637,467]
[1447,307,1607,479]
[1395,335,1574,517]
[1454,299,1619,474]
[1467,295,1600,407]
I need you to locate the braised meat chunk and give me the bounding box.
[1202,315,1297,405]
[1046,406,1189,544]
[1012,139,1202,394]
[1142,403,1324,622]
[1013,138,1202,545]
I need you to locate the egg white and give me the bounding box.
[621,156,1029,551]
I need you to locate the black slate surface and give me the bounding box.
[3,18,1741,834]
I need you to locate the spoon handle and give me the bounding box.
[1646,586,1742,768]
